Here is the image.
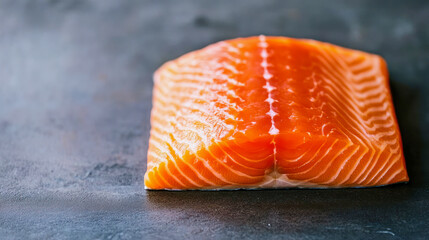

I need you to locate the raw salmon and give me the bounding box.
[144,36,409,190]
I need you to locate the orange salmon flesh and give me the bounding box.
[144,36,409,190]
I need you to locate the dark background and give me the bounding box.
[0,0,428,239]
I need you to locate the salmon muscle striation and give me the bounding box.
[144,36,409,190]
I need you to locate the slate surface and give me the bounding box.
[0,0,428,239]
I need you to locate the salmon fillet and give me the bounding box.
[144,36,409,190]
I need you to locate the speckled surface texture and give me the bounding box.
[0,0,428,239]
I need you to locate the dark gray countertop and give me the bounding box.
[0,0,428,239]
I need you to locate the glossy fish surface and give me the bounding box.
[144,36,409,190]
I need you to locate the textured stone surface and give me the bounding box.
[0,0,428,239]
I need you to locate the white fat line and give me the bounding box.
[324,144,361,184]
[155,82,243,117]
[148,139,202,188]
[157,89,243,114]
[314,49,349,81]
[347,144,377,184]
[370,154,401,185]
[311,90,372,155]
[287,139,337,172]
[388,142,401,153]
[163,70,243,87]
[155,130,266,185]
[215,141,269,171]
[322,88,392,133]
[322,92,391,147]
[320,104,372,163]
[150,124,207,153]
[282,146,314,163]
[353,68,379,81]
[337,145,369,185]
[214,41,241,53]
[282,141,329,170]
[152,101,235,135]
[352,79,383,91]
[258,35,279,184]
[221,141,275,163]
[320,85,394,135]
[300,139,347,180]
[150,163,176,189]
[363,150,394,184]
[314,48,394,136]
[355,144,388,184]
[370,144,401,182]
[376,137,399,146]
[347,58,396,138]
[310,80,376,182]
[152,110,233,137]
[195,155,234,185]
[164,67,245,87]
[154,93,239,120]
[383,167,405,184]
[149,136,216,187]
[317,63,381,102]
[349,60,373,71]
[202,145,262,180]
[317,66,382,102]
[162,67,246,105]
[163,159,187,188]
[157,129,262,184]
[258,35,279,136]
